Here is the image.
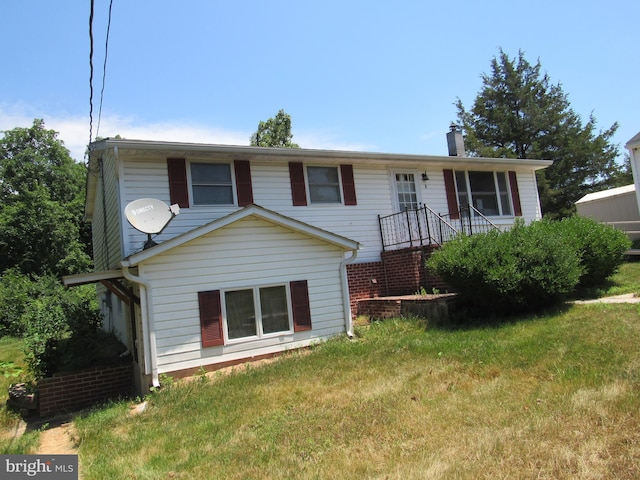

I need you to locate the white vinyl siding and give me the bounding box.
[91,150,124,271]
[119,155,543,262]
[138,216,347,374]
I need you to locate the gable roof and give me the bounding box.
[576,184,635,204]
[122,204,361,267]
[626,131,640,148]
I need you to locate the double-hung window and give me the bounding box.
[307,166,341,203]
[455,171,513,216]
[168,158,253,208]
[288,163,357,206]
[190,163,234,205]
[225,285,291,340]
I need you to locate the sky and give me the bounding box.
[1,0,638,163]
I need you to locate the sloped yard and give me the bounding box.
[72,302,640,479]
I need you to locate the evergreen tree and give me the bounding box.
[456,50,622,219]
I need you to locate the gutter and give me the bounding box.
[340,246,360,338]
[121,261,161,388]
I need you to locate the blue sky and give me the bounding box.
[1,0,638,163]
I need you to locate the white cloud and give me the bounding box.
[0,104,252,162]
[0,103,374,161]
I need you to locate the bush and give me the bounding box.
[22,297,68,378]
[17,278,103,379]
[555,216,631,287]
[427,220,583,315]
[0,269,34,337]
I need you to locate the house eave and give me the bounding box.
[626,131,640,149]
[63,269,124,286]
[88,138,553,170]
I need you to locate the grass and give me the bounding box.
[574,260,640,298]
[72,304,640,478]
[3,261,640,476]
[0,336,40,454]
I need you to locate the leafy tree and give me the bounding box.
[0,119,92,277]
[250,109,300,148]
[455,50,623,219]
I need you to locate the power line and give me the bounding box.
[96,0,114,139]
[88,0,95,160]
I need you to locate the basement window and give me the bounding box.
[225,285,291,340]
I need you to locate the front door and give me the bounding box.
[394,172,419,212]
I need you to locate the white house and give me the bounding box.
[627,131,640,216]
[574,130,640,241]
[576,184,640,240]
[64,133,551,392]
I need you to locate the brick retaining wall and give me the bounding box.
[347,246,452,315]
[38,363,133,417]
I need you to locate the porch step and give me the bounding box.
[357,293,458,322]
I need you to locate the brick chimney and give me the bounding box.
[446,124,465,157]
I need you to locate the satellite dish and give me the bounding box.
[125,198,180,249]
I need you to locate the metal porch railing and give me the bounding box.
[379,204,499,251]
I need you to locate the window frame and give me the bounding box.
[392,170,420,212]
[305,165,344,205]
[454,170,514,217]
[221,283,294,343]
[188,161,237,207]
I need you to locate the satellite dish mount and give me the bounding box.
[124,198,180,249]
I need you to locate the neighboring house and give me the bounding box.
[574,130,640,242]
[64,131,551,393]
[627,131,640,215]
[576,184,640,240]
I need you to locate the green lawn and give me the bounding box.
[4,262,640,477]
[73,300,640,478]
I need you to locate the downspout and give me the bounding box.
[121,261,161,388]
[340,247,359,338]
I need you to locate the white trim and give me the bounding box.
[390,169,422,212]
[88,138,553,168]
[187,160,238,207]
[221,283,294,344]
[62,269,124,286]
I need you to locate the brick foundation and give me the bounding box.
[38,363,133,417]
[347,245,452,315]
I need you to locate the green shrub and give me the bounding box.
[18,278,103,379]
[21,296,68,378]
[555,216,631,287]
[0,269,33,337]
[427,220,582,315]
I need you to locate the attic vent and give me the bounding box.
[447,124,466,157]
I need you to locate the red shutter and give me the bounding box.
[288,162,307,206]
[234,160,254,207]
[167,158,190,208]
[443,169,460,220]
[290,280,312,332]
[340,164,357,206]
[198,290,224,347]
[508,171,523,217]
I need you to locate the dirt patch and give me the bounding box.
[36,421,78,455]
